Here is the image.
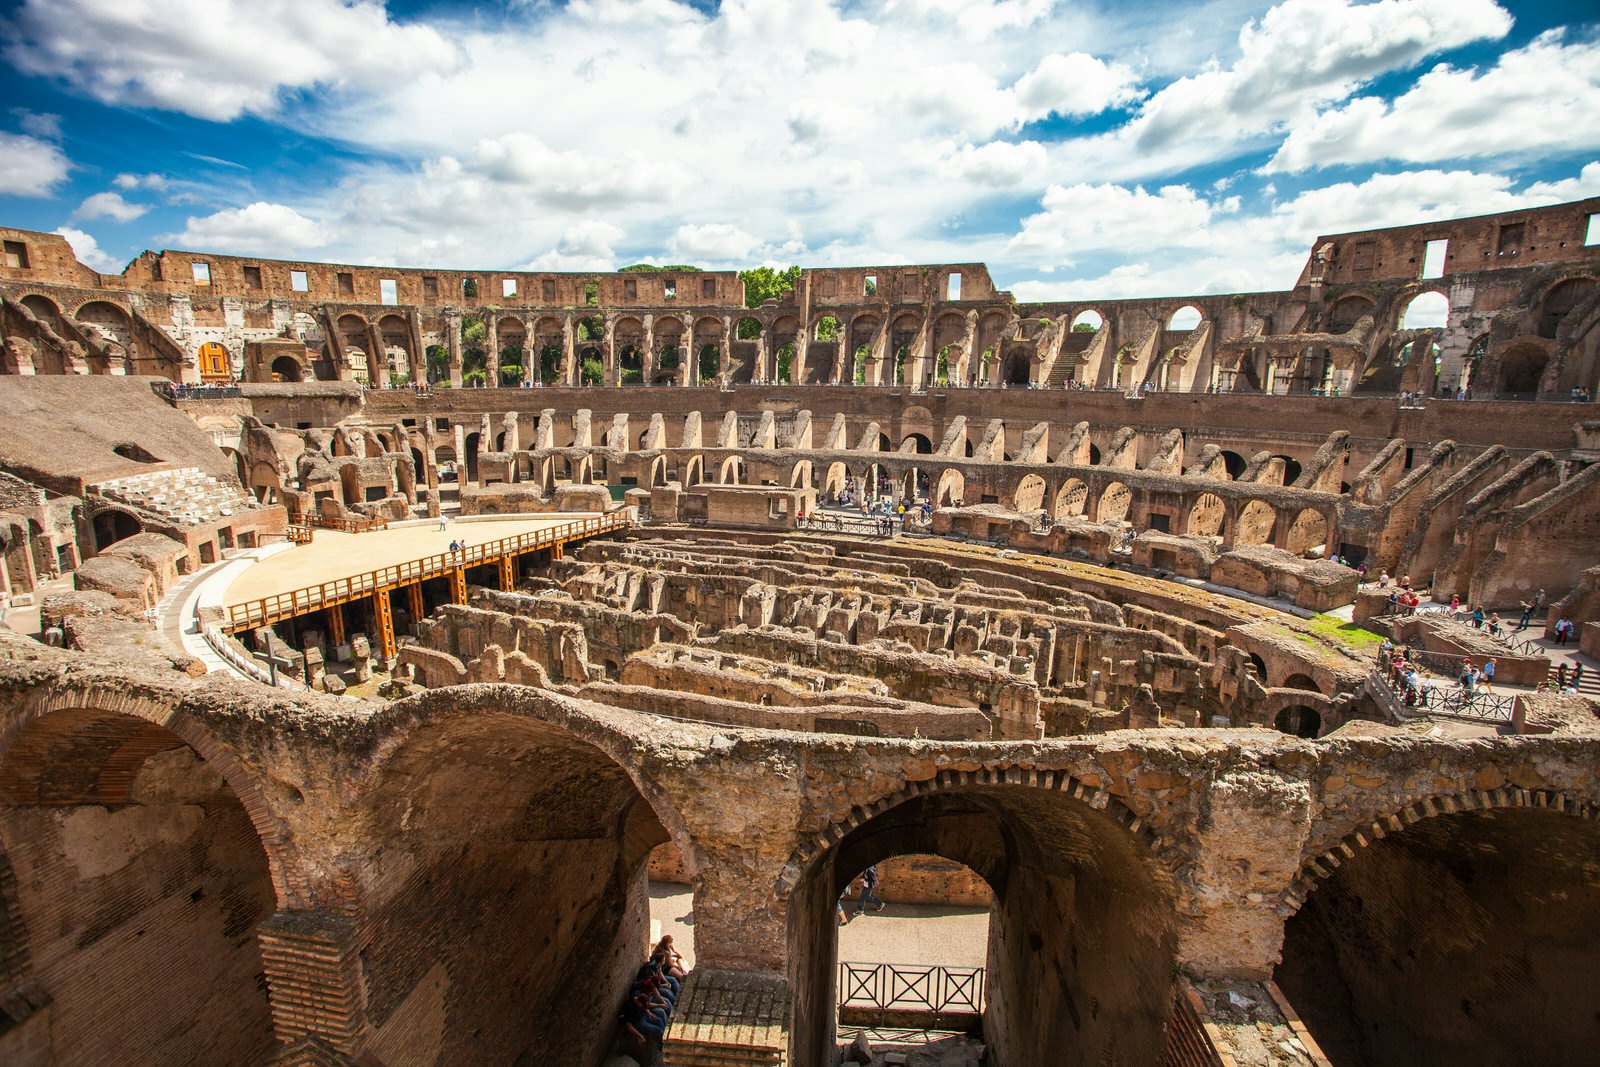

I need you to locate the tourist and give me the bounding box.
[1471,606,1485,629]
[1482,657,1495,691]
[1447,594,1460,615]
[1557,662,1569,688]
[438,513,449,533]
[1574,663,1585,688]
[1554,616,1574,645]
[1517,599,1534,631]
[855,864,885,916]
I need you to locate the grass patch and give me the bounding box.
[1308,614,1385,649]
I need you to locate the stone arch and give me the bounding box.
[1166,305,1202,331]
[935,468,965,507]
[1186,491,1226,537]
[1012,473,1046,512]
[1235,499,1277,545]
[1284,507,1328,556]
[1219,450,1247,480]
[1537,276,1596,339]
[1273,705,1322,738]
[0,684,295,1065]
[1399,290,1448,330]
[788,459,812,490]
[823,461,848,497]
[91,506,143,551]
[1498,342,1549,394]
[1054,477,1088,519]
[1277,789,1600,1066]
[684,455,704,487]
[352,687,696,1064]
[900,432,933,454]
[1096,480,1132,524]
[1280,673,1322,694]
[1070,309,1104,332]
[271,354,305,382]
[719,456,743,484]
[1326,295,1374,332]
[778,766,1179,1067]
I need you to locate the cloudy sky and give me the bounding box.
[1,0,1596,300]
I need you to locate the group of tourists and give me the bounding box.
[619,936,687,1045]
[1543,662,1585,692]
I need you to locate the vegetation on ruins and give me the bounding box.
[619,263,700,273]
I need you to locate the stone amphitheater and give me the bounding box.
[0,198,1597,1067]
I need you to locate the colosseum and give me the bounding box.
[0,197,1597,1067]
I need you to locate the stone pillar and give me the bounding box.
[604,315,617,387]
[485,315,499,389]
[721,315,734,384]
[1176,768,1310,980]
[643,315,655,385]
[365,323,385,386]
[563,315,576,385]
[445,310,463,388]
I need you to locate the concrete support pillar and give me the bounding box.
[328,602,345,647]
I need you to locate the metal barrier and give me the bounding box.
[224,509,633,633]
[1373,668,1517,724]
[838,962,984,1016]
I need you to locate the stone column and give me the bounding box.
[444,310,463,388]
[642,315,655,386]
[562,315,577,386]
[485,315,499,388]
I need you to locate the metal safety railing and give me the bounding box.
[225,509,633,633]
[838,962,985,1017]
[1371,668,1517,724]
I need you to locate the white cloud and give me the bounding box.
[1058,0,1513,181]
[174,202,331,254]
[113,172,170,192]
[1268,30,1600,172]
[0,131,69,196]
[1008,182,1222,260]
[6,0,459,121]
[53,226,124,273]
[1012,53,1143,121]
[76,191,149,223]
[519,221,627,271]
[10,107,61,139]
[942,140,1048,187]
[669,223,762,262]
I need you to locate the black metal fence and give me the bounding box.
[1375,670,1517,723]
[838,962,984,1016]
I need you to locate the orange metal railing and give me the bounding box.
[225,510,632,633]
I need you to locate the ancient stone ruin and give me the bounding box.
[0,200,1597,1066]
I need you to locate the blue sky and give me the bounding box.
[1,0,1596,299]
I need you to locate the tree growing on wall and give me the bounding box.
[814,315,840,342]
[426,343,450,383]
[580,356,604,385]
[460,316,486,381]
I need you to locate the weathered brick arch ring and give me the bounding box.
[773,763,1174,898]
[0,681,302,906]
[1280,786,1600,914]
[350,684,701,875]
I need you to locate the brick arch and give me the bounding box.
[0,682,302,907]
[774,764,1172,898]
[1281,786,1599,913]
[353,683,699,878]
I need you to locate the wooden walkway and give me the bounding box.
[222,510,633,657]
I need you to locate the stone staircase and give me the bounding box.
[661,969,787,1067]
